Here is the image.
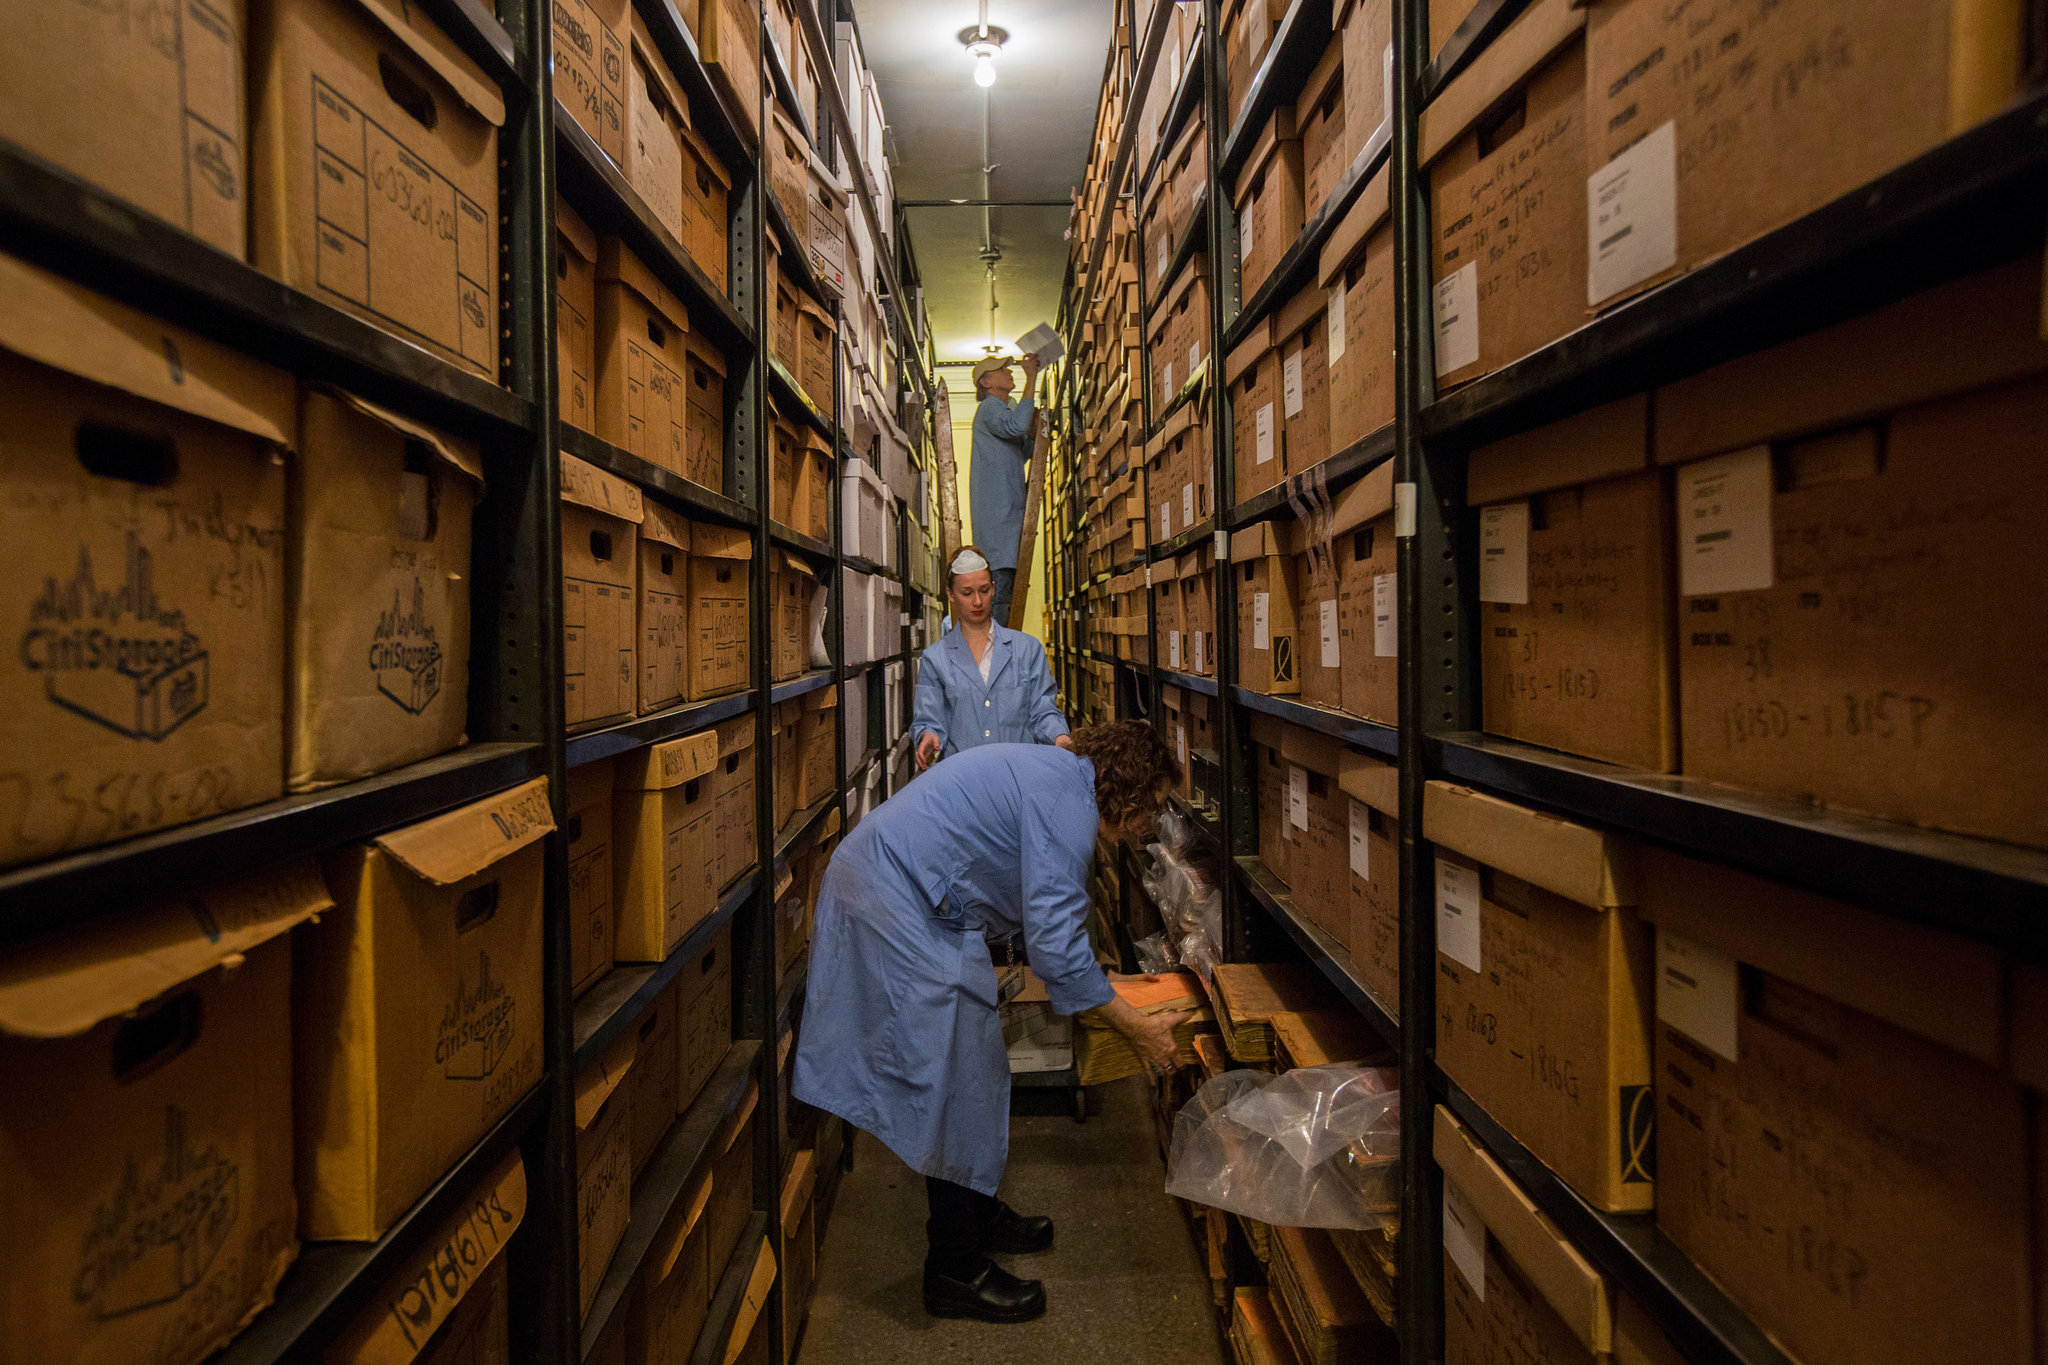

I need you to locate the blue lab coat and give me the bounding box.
[911,624,1069,758]
[970,393,1035,569]
[791,745,1114,1194]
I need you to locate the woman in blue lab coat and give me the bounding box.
[790,723,1186,1323]
[912,546,1069,771]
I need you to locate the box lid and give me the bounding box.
[1319,163,1392,288]
[1418,0,1581,167]
[598,238,692,336]
[685,328,729,374]
[679,117,733,190]
[1177,545,1212,579]
[1273,279,1327,341]
[373,777,556,885]
[618,729,720,790]
[641,498,693,551]
[556,196,598,264]
[1280,725,1345,777]
[320,385,485,485]
[1292,32,1345,124]
[801,684,840,713]
[1339,751,1398,815]
[694,521,754,562]
[573,1028,638,1130]
[715,714,757,758]
[1434,1105,1614,1354]
[561,451,646,522]
[779,549,816,579]
[797,293,834,325]
[647,1166,716,1287]
[1423,780,1638,909]
[1242,105,1301,198]
[628,10,690,126]
[0,255,293,446]
[1231,522,1287,561]
[1470,394,1650,504]
[779,1148,817,1236]
[1224,315,1276,385]
[1283,461,1395,552]
[0,860,331,1038]
[357,0,506,126]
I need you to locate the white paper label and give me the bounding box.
[1478,503,1531,604]
[1288,764,1308,831]
[1435,855,1482,972]
[1678,446,1775,596]
[1157,233,1170,279]
[1177,722,1188,770]
[1442,1179,1488,1300]
[1188,342,1201,377]
[1383,43,1394,131]
[1162,502,1172,540]
[1241,196,1255,259]
[1194,631,1207,671]
[1394,482,1417,537]
[1319,599,1339,668]
[1589,120,1679,307]
[1254,592,1270,650]
[1657,929,1741,1062]
[1434,262,1480,376]
[1183,484,1195,526]
[1256,403,1276,464]
[1282,351,1304,417]
[1348,800,1371,879]
[1373,573,1397,657]
[1170,630,1181,667]
[1164,359,1175,394]
[1327,284,1347,363]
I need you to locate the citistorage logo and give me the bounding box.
[21,535,209,740]
[72,1107,239,1320]
[437,950,515,1081]
[369,578,444,714]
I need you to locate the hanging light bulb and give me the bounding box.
[959,26,1007,90]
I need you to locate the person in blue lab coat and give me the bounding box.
[912,545,1069,771]
[968,352,1041,627]
[790,722,1186,1323]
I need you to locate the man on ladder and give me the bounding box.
[966,352,1041,628]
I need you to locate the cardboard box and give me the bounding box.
[1274,283,1331,477]
[1165,113,1209,250]
[799,430,833,540]
[290,388,477,790]
[249,0,502,378]
[682,333,728,494]
[769,409,803,530]
[797,295,836,413]
[1472,394,1673,771]
[705,1087,758,1274]
[1155,564,1187,672]
[685,520,751,702]
[767,108,812,235]
[625,1167,713,1365]
[558,198,599,430]
[1145,425,1179,546]
[806,161,850,297]
[575,1036,636,1317]
[1318,164,1395,454]
[1233,523,1301,695]
[680,120,732,294]
[1331,463,1399,723]
[1293,35,1349,218]
[1225,0,1285,124]
[1426,780,1653,1213]
[687,0,761,141]
[708,715,757,891]
[1162,685,1190,797]
[1236,106,1305,301]
[771,552,812,682]
[596,238,693,476]
[301,778,553,1238]
[1436,1105,1615,1365]
[1341,752,1400,1010]
[1583,0,2025,310]
[3,0,249,257]
[1166,406,1212,537]
[562,452,644,729]
[614,728,722,962]
[1149,254,1212,405]
[676,928,735,1112]
[1338,0,1395,155]
[1429,0,1482,55]
[0,863,326,1365]
[0,257,289,870]
[568,757,619,996]
[555,0,628,170]
[799,686,838,809]
[779,1151,818,1350]
[1177,547,1216,677]
[772,699,800,831]
[1420,0,1587,389]
[627,979,681,1177]
[1270,1224,1391,1365]
[1673,370,2048,846]
[1226,320,1286,507]
[1279,728,1349,949]
[1640,845,2029,1365]
[325,1149,526,1365]
[636,501,690,714]
[1252,713,1293,886]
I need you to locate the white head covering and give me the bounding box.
[949,548,990,576]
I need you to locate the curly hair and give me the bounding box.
[1068,720,1182,832]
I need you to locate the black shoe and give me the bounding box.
[923,1260,1047,1322]
[979,1201,1055,1255]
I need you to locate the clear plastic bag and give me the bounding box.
[1165,1064,1401,1230]
[1132,931,1178,974]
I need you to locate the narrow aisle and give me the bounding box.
[799,1080,1230,1364]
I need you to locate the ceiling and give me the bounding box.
[848,1,1114,365]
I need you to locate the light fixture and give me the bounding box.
[958,24,1007,88]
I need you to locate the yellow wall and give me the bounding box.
[946,369,1048,642]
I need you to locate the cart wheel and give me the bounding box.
[1072,1087,1089,1123]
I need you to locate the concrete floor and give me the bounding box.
[797,1078,1231,1365]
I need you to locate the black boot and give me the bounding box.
[923,1258,1048,1322]
[979,1200,1055,1255]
